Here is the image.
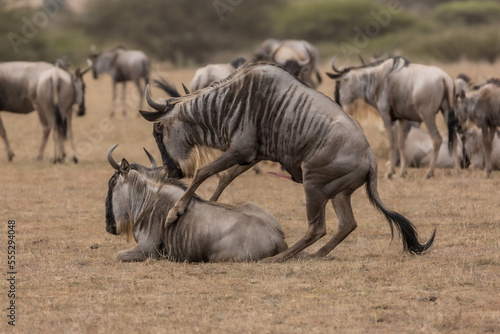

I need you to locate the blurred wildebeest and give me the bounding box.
[455,78,500,177]
[398,122,463,169]
[105,145,287,262]
[455,73,472,100]
[140,62,435,263]
[253,39,322,88]
[461,126,500,171]
[190,57,247,92]
[90,46,150,117]
[327,56,457,179]
[0,61,90,162]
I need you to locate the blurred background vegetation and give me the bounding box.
[2,0,500,67]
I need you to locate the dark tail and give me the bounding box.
[55,105,67,140]
[447,108,458,152]
[365,165,435,254]
[153,77,181,97]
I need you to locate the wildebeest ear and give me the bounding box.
[154,122,164,134]
[120,158,131,174]
[140,109,168,122]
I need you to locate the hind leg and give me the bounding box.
[0,115,15,161]
[261,184,328,263]
[121,82,127,116]
[311,192,357,258]
[135,79,144,117]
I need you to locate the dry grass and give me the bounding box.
[1,61,500,333]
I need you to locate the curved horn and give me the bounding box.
[143,148,157,168]
[270,43,284,63]
[145,84,167,111]
[330,56,345,73]
[107,144,121,170]
[80,59,93,76]
[297,46,314,67]
[358,54,366,66]
[181,83,191,95]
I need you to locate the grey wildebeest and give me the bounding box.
[399,122,464,169]
[455,78,500,177]
[190,57,247,92]
[90,46,150,117]
[0,61,90,162]
[461,126,500,171]
[327,56,457,179]
[105,145,287,262]
[253,39,322,88]
[140,62,435,263]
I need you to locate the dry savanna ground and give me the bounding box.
[1,60,500,333]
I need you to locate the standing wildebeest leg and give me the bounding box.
[263,184,328,263]
[66,107,78,163]
[210,162,260,201]
[110,79,117,117]
[0,116,15,161]
[34,104,52,161]
[422,117,442,179]
[397,119,409,178]
[121,82,127,116]
[482,124,496,178]
[310,192,358,258]
[134,78,144,117]
[379,106,398,178]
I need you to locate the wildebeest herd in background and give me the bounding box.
[2,38,499,262]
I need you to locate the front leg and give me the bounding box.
[166,149,251,225]
[482,125,495,178]
[210,161,259,201]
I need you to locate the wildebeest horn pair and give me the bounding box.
[107,144,157,170]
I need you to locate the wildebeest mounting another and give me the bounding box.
[140,62,435,262]
[105,145,287,262]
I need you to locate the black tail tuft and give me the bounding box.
[366,166,435,255]
[447,108,458,152]
[55,105,67,139]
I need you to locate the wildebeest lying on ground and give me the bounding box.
[90,45,150,117]
[140,62,435,263]
[0,61,90,162]
[105,145,287,262]
[455,78,500,177]
[327,56,457,179]
[398,122,462,169]
[402,122,500,170]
